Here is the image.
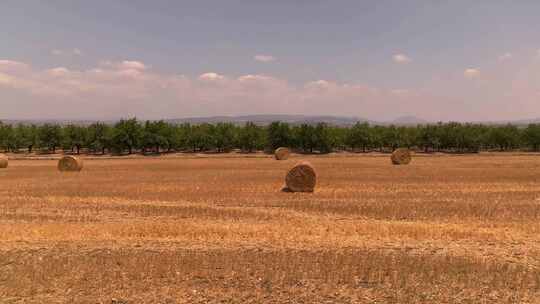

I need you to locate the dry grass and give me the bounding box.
[1,154,540,303]
[0,153,8,168]
[57,155,84,172]
[284,161,316,192]
[391,148,412,165]
[274,147,290,160]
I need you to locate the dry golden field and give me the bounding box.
[1,153,540,303]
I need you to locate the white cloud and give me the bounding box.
[119,60,147,70]
[47,67,70,77]
[117,69,144,78]
[393,54,411,64]
[199,72,225,81]
[0,60,418,120]
[305,80,332,89]
[51,48,83,56]
[464,68,480,79]
[254,55,275,62]
[237,74,275,82]
[0,60,29,72]
[3,58,540,122]
[98,60,149,73]
[391,89,410,96]
[0,73,16,87]
[499,53,512,61]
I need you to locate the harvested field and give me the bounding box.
[1,154,540,303]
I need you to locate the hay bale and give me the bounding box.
[274,147,290,160]
[283,161,317,192]
[0,154,8,169]
[58,155,84,172]
[391,148,412,165]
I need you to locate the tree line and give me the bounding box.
[1,118,540,155]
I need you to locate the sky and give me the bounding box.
[1,0,540,121]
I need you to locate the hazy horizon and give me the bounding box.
[2,113,540,125]
[2,1,540,121]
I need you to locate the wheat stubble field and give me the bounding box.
[1,154,540,303]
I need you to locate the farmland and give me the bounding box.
[1,153,540,303]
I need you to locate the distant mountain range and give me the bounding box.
[1,115,540,126]
[389,116,429,125]
[166,115,375,126]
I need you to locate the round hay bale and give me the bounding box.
[284,161,317,192]
[58,155,84,172]
[274,147,290,160]
[391,148,412,165]
[0,154,8,169]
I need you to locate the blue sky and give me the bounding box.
[1,1,540,121]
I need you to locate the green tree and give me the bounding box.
[38,124,63,153]
[523,124,540,151]
[187,123,215,152]
[328,125,346,151]
[0,124,17,152]
[213,122,236,153]
[267,121,291,151]
[0,122,7,152]
[16,124,39,153]
[381,125,400,151]
[172,123,192,151]
[86,122,112,154]
[63,124,88,154]
[370,125,386,152]
[111,118,142,154]
[398,126,418,149]
[345,122,371,152]
[417,124,440,153]
[295,124,317,153]
[141,120,171,154]
[314,123,332,153]
[488,124,520,151]
[238,122,264,153]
